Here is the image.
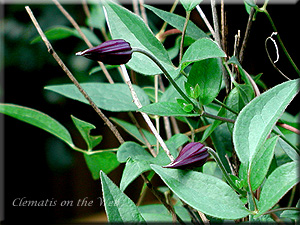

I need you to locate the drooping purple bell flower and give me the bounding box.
[163,142,209,169]
[76,39,132,65]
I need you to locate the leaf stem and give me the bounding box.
[207,148,246,196]
[262,207,300,216]
[179,10,190,62]
[213,99,238,115]
[247,167,259,212]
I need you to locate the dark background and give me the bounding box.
[1,1,299,224]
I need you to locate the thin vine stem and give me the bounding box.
[260,8,300,76]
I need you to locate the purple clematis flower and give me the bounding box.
[76,39,132,65]
[163,142,209,169]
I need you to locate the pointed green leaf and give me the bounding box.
[103,0,177,77]
[151,164,250,219]
[84,151,119,179]
[45,83,150,112]
[120,158,152,192]
[31,26,101,45]
[180,0,203,11]
[249,136,278,191]
[144,4,207,40]
[225,84,255,132]
[188,58,222,105]
[71,115,102,150]
[180,38,226,71]
[31,26,75,44]
[139,102,200,117]
[233,79,299,165]
[100,171,146,222]
[0,103,74,147]
[255,161,300,217]
[176,98,194,112]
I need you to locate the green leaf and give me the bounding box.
[138,204,191,222]
[176,98,194,112]
[255,161,300,217]
[225,84,255,132]
[244,0,257,7]
[144,4,207,40]
[139,102,200,117]
[0,103,74,147]
[45,83,150,112]
[110,117,156,146]
[249,136,278,191]
[120,158,152,192]
[103,0,177,78]
[180,0,203,11]
[31,26,101,46]
[188,58,222,106]
[117,141,154,163]
[233,79,299,165]
[280,207,300,221]
[84,151,119,179]
[118,135,188,191]
[86,4,106,30]
[31,26,75,44]
[180,38,226,71]
[100,171,146,222]
[151,164,250,219]
[71,115,102,150]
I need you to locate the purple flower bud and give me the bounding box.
[163,142,209,169]
[76,39,132,65]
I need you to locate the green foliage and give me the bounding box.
[31,26,101,45]
[0,103,74,147]
[3,1,299,223]
[180,0,204,11]
[180,38,226,71]
[71,115,103,151]
[144,4,207,40]
[100,171,146,222]
[45,83,150,112]
[233,79,299,165]
[187,58,222,106]
[102,0,177,78]
[151,164,250,219]
[255,161,299,217]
